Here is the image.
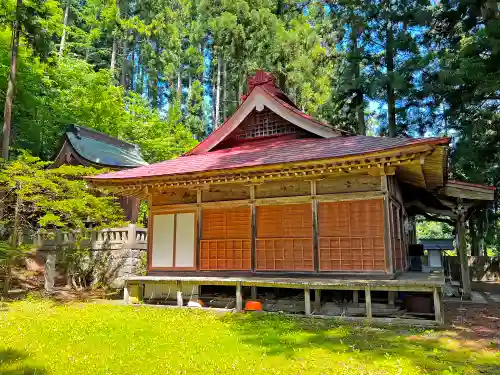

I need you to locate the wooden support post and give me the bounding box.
[176,281,183,307]
[381,175,394,274]
[250,185,256,273]
[236,282,243,312]
[310,180,319,273]
[353,290,359,306]
[251,286,257,300]
[433,287,443,324]
[456,207,472,300]
[314,289,321,311]
[138,282,144,303]
[123,281,130,304]
[388,291,396,306]
[365,287,372,318]
[196,189,202,271]
[304,287,311,316]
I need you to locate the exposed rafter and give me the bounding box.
[95,150,432,198]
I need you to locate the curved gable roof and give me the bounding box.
[64,125,148,168]
[188,74,342,156]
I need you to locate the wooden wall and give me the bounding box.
[255,180,311,198]
[149,173,399,274]
[317,175,381,195]
[256,204,313,271]
[318,199,386,271]
[200,207,251,270]
[202,184,250,202]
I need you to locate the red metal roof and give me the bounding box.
[262,86,335,129]
[447,180,496,191]
[90,135,449,181]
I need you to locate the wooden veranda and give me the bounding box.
[124,272,445,325]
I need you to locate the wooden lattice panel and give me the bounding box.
[256,238,313,270]
[257,204,313,238]
[200,207,251,270]
[256,204,313,271]
[319,237,385,271]
[318,200,386,271]
[202,207,250,239]
[200,239,251,270]
[236,109,301,140]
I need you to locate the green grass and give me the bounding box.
[0,300,498,375]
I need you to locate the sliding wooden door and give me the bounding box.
[150,212,196,270]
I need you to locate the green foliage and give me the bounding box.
[59,246,127,289]
[0,152,127,294]
[0,301,499,374]
[0,152,125,233]
[0,27,197,162]
[134,251,147,276]
[0,0,499,252]
[416,217,454,240]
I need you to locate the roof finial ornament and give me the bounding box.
[247,70,276,92]
[241,70,278,102]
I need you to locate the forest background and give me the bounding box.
[0,0,497,253]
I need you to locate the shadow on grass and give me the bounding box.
[0,349,46,375]
[221,313,499,374]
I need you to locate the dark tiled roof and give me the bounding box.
[67,125,148,168]
[90,135,448,181]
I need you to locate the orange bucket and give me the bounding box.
[245,300,263,311]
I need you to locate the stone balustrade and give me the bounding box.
[32,224,148,290]
[34,224,147,251]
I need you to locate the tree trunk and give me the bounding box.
[469,218,479,256]
[110,37,117,73]
[238,69,244,104]
[177,68,182,100]
[136,35,142,94]
[477,213,485,256]
[275,0,286,90]
[120,31,128,88]
[350,22,365,135]
[222,57,227,121]
[110,0,119,75]
[457,211,472,300]
[85,26,92,62]
[3,183,21,298]
[214,50,222,128]
[385,15,396,137]
[151,74,158,108]
[2,0,22,160]
[120,0,129,88]
[151,42,160,108]
[59,1,70,58]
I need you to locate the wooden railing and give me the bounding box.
[32,224,148,251]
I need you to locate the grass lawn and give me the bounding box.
[0,300,499,375]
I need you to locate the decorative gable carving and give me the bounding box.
[214,109,314,150]
[236,109,304,140]
[188,71,340,155]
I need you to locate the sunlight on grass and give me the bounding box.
[0,300,498,375]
